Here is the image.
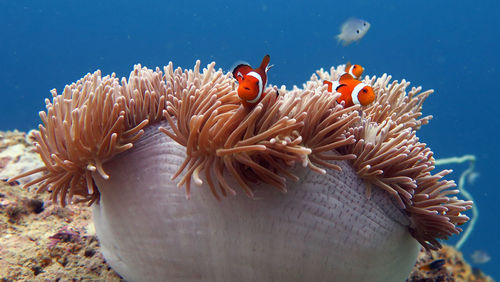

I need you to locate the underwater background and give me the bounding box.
[1,0,498,279]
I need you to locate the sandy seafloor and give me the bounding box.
[0,130,493,281]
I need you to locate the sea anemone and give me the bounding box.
[11,60,472,281]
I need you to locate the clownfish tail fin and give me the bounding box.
[323,80,333,92]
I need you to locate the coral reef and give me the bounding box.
[408,245,494,282]
[0,131,121,281]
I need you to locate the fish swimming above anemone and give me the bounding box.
[337,18,370,46]
[232,54,272,107]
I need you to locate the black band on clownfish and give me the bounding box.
[232,55,271,107]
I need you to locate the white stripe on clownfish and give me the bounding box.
[323,73,375,107]
[232,55,271,107]
[323,80,340,92]
[343,63,364,80]
[351,82,369,105]
[347,68,356,78]
[246,71,264,104]
[330,80,340,90]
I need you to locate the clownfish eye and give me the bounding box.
[353,66,357,69]
[362,89,367,93]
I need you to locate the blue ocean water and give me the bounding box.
[1,0,498,279]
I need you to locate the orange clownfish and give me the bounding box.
[345,62,364,79]
[232,55,272,107]
[323,73,375,107]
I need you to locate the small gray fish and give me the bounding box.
[471,250,491,264]
[337,18,370,46]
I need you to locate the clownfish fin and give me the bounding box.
[336,83,348,92]
[265,64,274,72]
[345,62,352,71]
[230,60,249,71]
[323,80,333,92]
[232,64,252,80]
[339,73,354,82]
[260,54,271,70]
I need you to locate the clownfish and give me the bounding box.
[232,55,272,107]
[345,62,364,79]
[324,62,364,90]
[323,73,375,107]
